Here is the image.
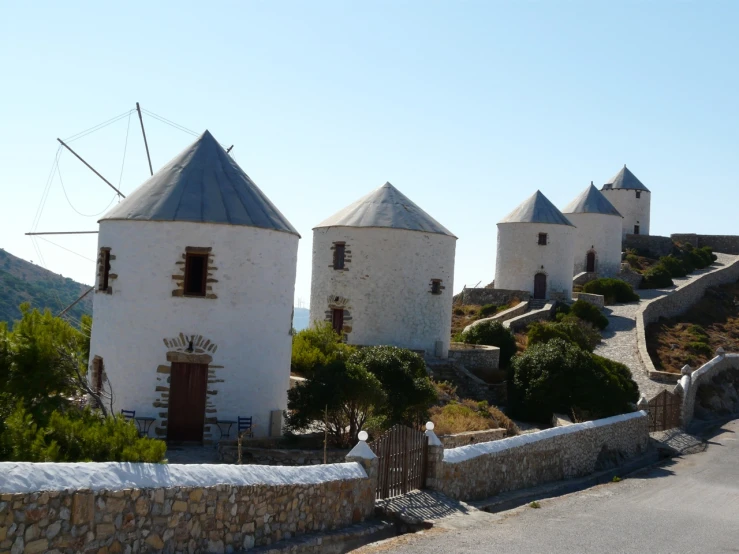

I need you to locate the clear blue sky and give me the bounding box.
[1,1,737,308]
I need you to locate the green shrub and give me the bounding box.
[453,307,465,316]
[0,405,166,462]
[687,342,713,356]
[569,300,609,330]
[625,254,640,269]
[641,265,674,288]
[680,252,696,273]
[349,346,437,426]
[460,321,517,367]
[509,339,638,423]
[582,279,639,304]
[478,304,498,318]
[658,255,687,278]
[687,324,709,341]
[527,318,601,352]
[291,322,355,377]
[699,246,718,263]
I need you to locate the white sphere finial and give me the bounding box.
[425,421,435,431]
[358,430,368,442]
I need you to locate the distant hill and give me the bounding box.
[294,307,310,332]
[0,248,92,326]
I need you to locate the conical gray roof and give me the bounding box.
[498,190,574,226]
[601,165,650,192]
[314,182,455,237]
[100,130,299,236]
[563,183,622,217]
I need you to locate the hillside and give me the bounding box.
[0,248,93,326]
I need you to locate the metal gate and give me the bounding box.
[647,390,681,432]
[370,424,428,499]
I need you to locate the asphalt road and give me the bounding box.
[356,420,739,554]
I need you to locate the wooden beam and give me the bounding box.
[25,231,98,235]
[136,102,154,176]
[57,287,95,318]
[57,138,126,198]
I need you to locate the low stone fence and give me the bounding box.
[454,288,529,307]
[429,411,649,501]
[439,428,507,449]
[0,462,374,554]
[671,233,739,254]
[504,301,556,331]
[678,352,739,427]
[218,444,349,465]
[572,292,605,308]
[448,343,500,374]
[636,256,739,380]
[624,234,674,257]
[615,263,643,289]
[463,302,529,333]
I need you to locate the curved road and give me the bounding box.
[356,420,739,554]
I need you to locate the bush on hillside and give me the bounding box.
[527,318,601,352]
[348,346,437,427]
[569,300,609,330]
[508,339,639,423]
[478,304,498,318]
[429,399,518,436]
[582,278,640,305]
[0,405,166,462]
[460,320,518,367]
[641,265,674,289]
[659,255,687,278]
[291,322,355,377]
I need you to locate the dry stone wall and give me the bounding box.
[430,412,649,501]
[439,429,507,449]
[455,288,529,307]
[679,353,739,427]
[623,235,674,257]
[671,234,739,255]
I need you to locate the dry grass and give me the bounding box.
[646,281,739,373]
[450,300,521,337]
[430,398,518,436]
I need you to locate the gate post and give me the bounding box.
[346,432,379,510]
[424,423,444,491]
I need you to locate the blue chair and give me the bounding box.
[121,410,135,421]
[238,417,253,438]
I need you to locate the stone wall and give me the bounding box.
[636,257,739,379]
[671,234,739,255]
[679,353,739,427]
[623,234,674,257]
[463,302,529,333]
[430,411,649,501]
[0,462,373,554]
[615,263,643,289]
[504,301,556,331]
[454,288,529,307]
[572,292,605,308]
[439,428,507,449]
[447,343,500,372]
[218,445,349,466]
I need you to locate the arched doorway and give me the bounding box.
[533,273,547,300]
[586,251,596,273]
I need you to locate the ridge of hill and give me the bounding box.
[0,248,93,326]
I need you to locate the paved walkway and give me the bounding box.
[595,253,738,400]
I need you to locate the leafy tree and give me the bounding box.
[509,339,638,423]
[285,360,387,448]
[348,346,438,427]
[291,322,355,377]
[460,321,518,367]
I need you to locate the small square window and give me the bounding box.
[99,249,111,291]
[633,225,640,235]
[184,253,208,296]
[538,233,548,245]
[430,279,443,295]
[636,191,641,199]
[333,243,345,270]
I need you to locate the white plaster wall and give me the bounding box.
[494,223,575,300]
[88,220,298,438]
[564,212,623,277]
[601,189,651,238]
[309,227,456,357]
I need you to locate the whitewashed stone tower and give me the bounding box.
[89,130,299,441]
[310,182,456,357]
[563,183,623,278]
[600,165,651,238]
[495,190,576,301]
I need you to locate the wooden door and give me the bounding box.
[168,362,209,442]
[533,273,547,300]
[586,251,596,273]
[332,308,344,335]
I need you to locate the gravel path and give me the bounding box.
[595,253,738,400]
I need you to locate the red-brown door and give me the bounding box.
[586,251,596,273]
[332,308,344,335]
[168,362,209,442]
[533,273,547,300]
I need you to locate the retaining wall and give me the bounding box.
[0,462,373,554]
[636,257,739,380]
[679,353,739,427]
[439,428,507,449]
[431,411,649,501]
[218,445,349,466]
[463,302,529,333]
[448,343,500,372]
[623,234,674,257]
[504,301,556,331]
[455,288,530,307]
[671,234,739,255]
[572,292,605,308]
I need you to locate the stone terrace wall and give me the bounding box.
[504,301,556,331]
[432,412,649,501]
[0,462,373,554]
[671,234,739,255]
[623,234,674,257]
[680,353,739,427]
[636,257,739,380]
[439,428,507,449]
[448,343,500,371]
[455,288,529,307]
[572,292,605,308]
